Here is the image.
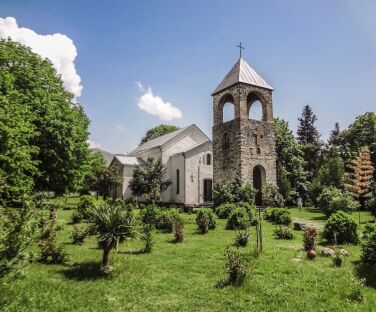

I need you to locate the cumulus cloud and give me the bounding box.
[0,17,83,101]
[87,140,101,149]
[136,84,182,121]
[135,81,145,92]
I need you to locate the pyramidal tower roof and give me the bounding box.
[212,57,273,95]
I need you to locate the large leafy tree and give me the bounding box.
[0,39,91,196]
[140,125,179,145]
[297,105,323,178]
[82,151,107,195]
[129,158,171,203]
[274,118,308,203]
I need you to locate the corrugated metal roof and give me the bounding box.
[114,155,146,166]
[212,58,273,95]
[128,125,193,155]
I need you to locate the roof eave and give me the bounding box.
[211,81,274,96]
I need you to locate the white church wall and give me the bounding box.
[184,142,213,206]
[166,154,185,204]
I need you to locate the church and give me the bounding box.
[111,55,277,207]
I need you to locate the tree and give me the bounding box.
[342,112,376,180]
[328,122,341,146]
[97,164,123,200]
[0,196,40,279]
[129,158,171,203]
[0,39,91,197]
[87,202,137,273]
[140,125,179,145]
[297,105,322,177]
[274,118,308,203]
[344,146,374,199]
[82,151,107,195]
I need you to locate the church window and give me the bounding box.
[223,133,230,150]
[176,169,180,194]
[206,153,211,165]
[257,147,261,155]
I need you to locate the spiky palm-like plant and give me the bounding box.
[88,203,137,273]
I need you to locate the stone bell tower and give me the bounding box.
[212,55,277,205]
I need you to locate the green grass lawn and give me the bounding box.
[1,204,376,312]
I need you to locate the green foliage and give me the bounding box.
[196,209,216,234]
[141,224,153,253]
[96,164,123,200]
[323,211,358,244]
[361,224,376,265]
[155,209,183,233]
[129,158,171,203]
[140,125,179,145]
[318,187,358,217]
[274,118,308,204]
[333,253,343,267]
[303,227,317,251]
[262,183,284,207]
[236,202,255,220]
[225,248,250,286]
[87,202,137,273]
[81,151,107,195]
[141,204,160,226]
[215,203,237,219]
[226,208,249,230]
[213,178,256,206]
[77,195,96,219]
[71,210,84,224]
[263,208,291,225]
[39,219,67,264]
[0,200,40,279]
[235,229,250,247]
[0,39,91,197]
[365,197,376,218]
[70,226,87,245]
[274,225,294,240]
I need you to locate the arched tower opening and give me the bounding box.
[253,165,266,206]
[247,92,267,121]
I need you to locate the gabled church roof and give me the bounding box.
[114,155,146,166]
[128,124,207,155]
[212,57,273,95]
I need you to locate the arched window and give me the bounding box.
[206,153,211,165]
[223,102,235,122]
[249,100,263,120]
[176,169,180,194]
[223,133,230,150]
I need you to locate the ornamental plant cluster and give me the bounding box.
[196,209,216,234]
[263,208,292,225]
[215,202,256,230]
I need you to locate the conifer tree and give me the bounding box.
[297,105,322,178]
[344,146,374,198]
[328,122,341,146]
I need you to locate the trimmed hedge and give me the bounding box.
[263,208,291,225]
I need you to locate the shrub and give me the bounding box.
[236,183,257,204]
[225,248,249,286]
[141,224,153,253]
[39,223,67,264]
[71,210,84,224]
[196,209,216,233]
[274,225,294,240]
[227,208,249,230]
[173,222,184,243]
[113,198,134,213]
[318,187,358,216]
[215,203,237,219]
[303,227,317,251]
[366,198,376,218]
[213,181,234,206]
[361,223,376,265]
[333,253,343,267]
[213,179,257,206]
[236,202,255,220]
[235,230,250,247]
[156,209,183,233]
[70,226,87,245]
[263,183,284,207]
[141,204,159,225]
[77,195,96,218]
[323,211,358,244]
[263,208,291,225]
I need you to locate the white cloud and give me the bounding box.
[137,85,182,121]
[87,140,101,149]
[0,17,83,101]
[116,125,125,131]
[135,81,145,92]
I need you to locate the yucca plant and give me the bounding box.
[87,203,137,273]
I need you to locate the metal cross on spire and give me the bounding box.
[237,42,245,58]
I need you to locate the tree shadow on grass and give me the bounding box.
[59,261,111,281]
[354,260,376,288]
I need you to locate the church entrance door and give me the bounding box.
[253,166,263,206]
[203,179,213,202]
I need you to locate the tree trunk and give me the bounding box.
[101,247,112,273]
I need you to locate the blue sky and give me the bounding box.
[1,0,375,153]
